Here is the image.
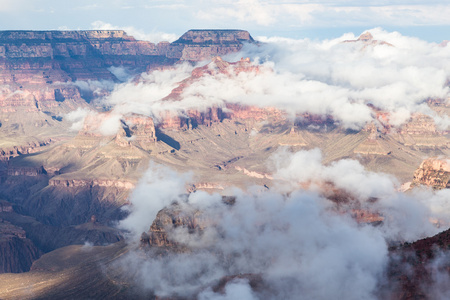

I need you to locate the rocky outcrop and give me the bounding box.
[188,182,225,192]
[385,228,450,299]
[343,32,393,47]
[354,123,391,155]
[115,115,157,150]
[48,178,135,189]
[412,158,450,189]
[0,200,13,213]
[140,202,206,253]
[172,30,255,61]
[7,165,46,176]
[235,166,273,179]
[0,219,41,273]
[393,113,450,148]
[157,107,227,130]
[0,139,53,161]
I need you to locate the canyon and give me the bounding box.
[0,28,449,299]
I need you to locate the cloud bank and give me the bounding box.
[90,28,450,134]
[116,148,450,299]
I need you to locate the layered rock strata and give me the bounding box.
[0,29,256,150]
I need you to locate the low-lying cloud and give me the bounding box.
[82,28,450,134]
[116,148,450,299]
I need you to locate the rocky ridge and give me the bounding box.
[0,29,256,153]
[385,228,450,299]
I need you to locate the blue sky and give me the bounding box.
[0,0,449,42]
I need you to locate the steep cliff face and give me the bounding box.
[115,114,157,150]
[0,218,41,273]
[412,158,450,189]
[0,30,172,135]
[0,29,255,151]
[1,174,131,226]
[385,228,450,300]
[140,202,206,253]
[172,30,255,61]
[0,139,53,161]
[0,29,254,65]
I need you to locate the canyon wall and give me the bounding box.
[0,29,256,147]
[0,217,41,273]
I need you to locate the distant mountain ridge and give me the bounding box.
[0,29,256,61]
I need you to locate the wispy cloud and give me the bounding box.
[91,21,177,42]
[90,28,449,134]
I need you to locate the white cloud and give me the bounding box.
[90,28,450,134]
[198,0,277,26]
[116,147,450,298]
[2,1,450,43]
[118,165,388,299]
[195,1,450,28]
[91,21,177,42]
[118,163,192,239]
[198,279,258,300]
[0,0,28,12]
[65,107,94,131]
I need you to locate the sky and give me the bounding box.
[0,0,449,42]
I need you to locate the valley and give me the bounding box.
[0,28,449,299]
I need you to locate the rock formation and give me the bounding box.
[0,216,41,273]
[172,29,255,61]
[412,158,450,189]
[354,123,391,155]
[0,29,256,153]
[157,56,282,130]
[343,32,394,47]
[140,201,208,254]
[385,228,450,299]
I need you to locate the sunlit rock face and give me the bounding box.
[158,56,281,130]
[172,29,256,61]
[413,158,450,189]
